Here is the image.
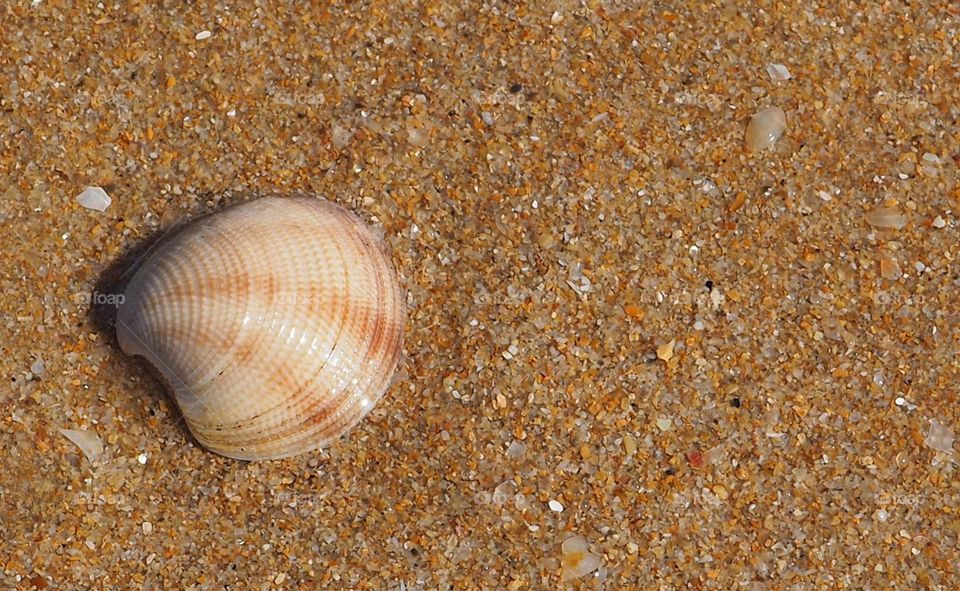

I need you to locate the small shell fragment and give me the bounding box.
[865,206,907,230]
[745,107,787,151]
[59,428,104,462]
[30,358,47,378]
[506,440,526,459]
[76,186,112,212]
[925,420,955,454]
[765,63,792,81]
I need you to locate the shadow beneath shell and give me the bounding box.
[87,191,394,464]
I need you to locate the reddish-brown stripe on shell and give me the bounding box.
[116,196,405,460]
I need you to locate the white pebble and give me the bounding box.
[195,30,212,41]
[932,216,946,228]
[548,499,564,513]
[75,186,112,212]
[745,107,787,151]
[137,453,148,464]
[765,63,792,81]
[142,521,153,535]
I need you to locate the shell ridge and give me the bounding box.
[199,204,388,451]
[118,196,405,460]
[197,199,358,445]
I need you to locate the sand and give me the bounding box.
[2,1,958,589]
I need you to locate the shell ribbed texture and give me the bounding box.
[116,196,404,460]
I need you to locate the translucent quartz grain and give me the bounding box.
[766,63,792,81]
[879,252,901,280]
[560,536,601,581]
[745,107,787,151]
[75,186,111,211]
[925,420,955,453]
[865,207,908,229]
[59,429,103,462]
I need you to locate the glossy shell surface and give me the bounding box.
[116,196,405,460]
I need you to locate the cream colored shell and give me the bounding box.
[116,196,405,460]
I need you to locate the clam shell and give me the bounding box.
[116,196,405,460]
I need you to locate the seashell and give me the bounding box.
[115,196,405,460]
[765,63,792,81]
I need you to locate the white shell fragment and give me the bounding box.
[76,186,112,212]
[745,107,787,151]
[865,206,908,230]
[116,196,406,460]
[195,30,212,40]
[766,63,792,81]
[59,428,104,462]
